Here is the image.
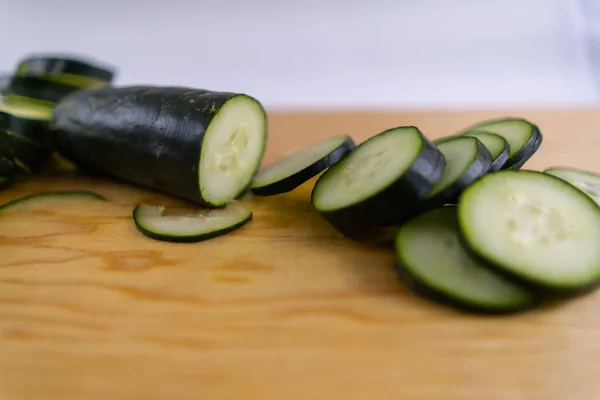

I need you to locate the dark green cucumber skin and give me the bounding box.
[251,136,355,196]
[0,190,106,212]
[6,76,81,103]
[422,136,493,208]
[52,86,267,207]
[132,204,252,243]
[461,130,510,172]
[0,110,52,146]
[0,157,13,176]
[312,127,446,239]
[0,131,52,174]
[393,262,539,315]
[0,175,13,191]
[457,170,600,296]
[505,125,543,170]
[17,55,115,83]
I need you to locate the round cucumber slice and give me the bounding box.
[133,200,252,243]
[458,170,600,292]
[16,54,115,87]
[311,126,446,237]
[395,206,536,313]
[251,135,355,196]
[423,136,492,206]
[544,166,600,206]
[459,118,542,170]
[0,190,106,213]
[461,130,510,171]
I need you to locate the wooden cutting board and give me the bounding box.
[2,109,600,400]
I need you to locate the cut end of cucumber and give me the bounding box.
[312,127,424,211]
[133,200,252,243]
[251,135,352,189]
[459,171,600,290]
[199,95,266,206]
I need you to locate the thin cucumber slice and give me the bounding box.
[461,130,510,172]
[133,200,252,243]
[458,170,600,293]
[544,166,600,206]
[0,109,52,146]
[311,126,446,237]
[0,156,13,176]
[0,190,106,213]
[251,135,355,196]
[395,206,536,313]
[16,54,115,87]
[4,76,79,105]
[423,136,492,207]
[459,118,541,169]
[0,175,12,191]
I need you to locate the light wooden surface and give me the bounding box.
[2,109,600,400]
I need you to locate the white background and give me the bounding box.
[1,0,599,109]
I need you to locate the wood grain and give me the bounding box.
[2,109,600,400]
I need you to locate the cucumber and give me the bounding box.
[16,54,115,88]
[0,175,12,191]
[3,76,80,107]
[0,108,52,146]
[0,190,106,213]
[544,166,600,206]
[461,130,509,171]
[251,135,355,196]
[422,136,492,207]
[395,206,536,313]
[458,170,600,293]
[52,85,268,207]
[459,118,542,170]
[311,126,446,237]
[133,200,252,243]
[0,112,52,174]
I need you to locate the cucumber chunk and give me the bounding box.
[458,170,600,292]
[311,126,446,237]
[544,166,600,206]
[133,200,252,243]
[459,118,541,169]
[423,136,492,207]
[461,130,510,171]
[395,206,536,313]
[52,86,268,207]
[251,135,355,196]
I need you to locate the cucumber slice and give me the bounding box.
[311,126,446,237]
[544,166,600,206]
[16,54,115,88]
[53,86,268,207]
[395,206,536,313]
[461,130,510,171]
[0,156,13,176]
[0,175,12,191]
[133,200,252,243]
[0,130,52,174]
[458,170,600,292]
[4,76,79,105]
[459,118,542,170]
[251,135,355,196]
[422,136,492,207]
[0,190,105,213]
[0,109,52,146]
